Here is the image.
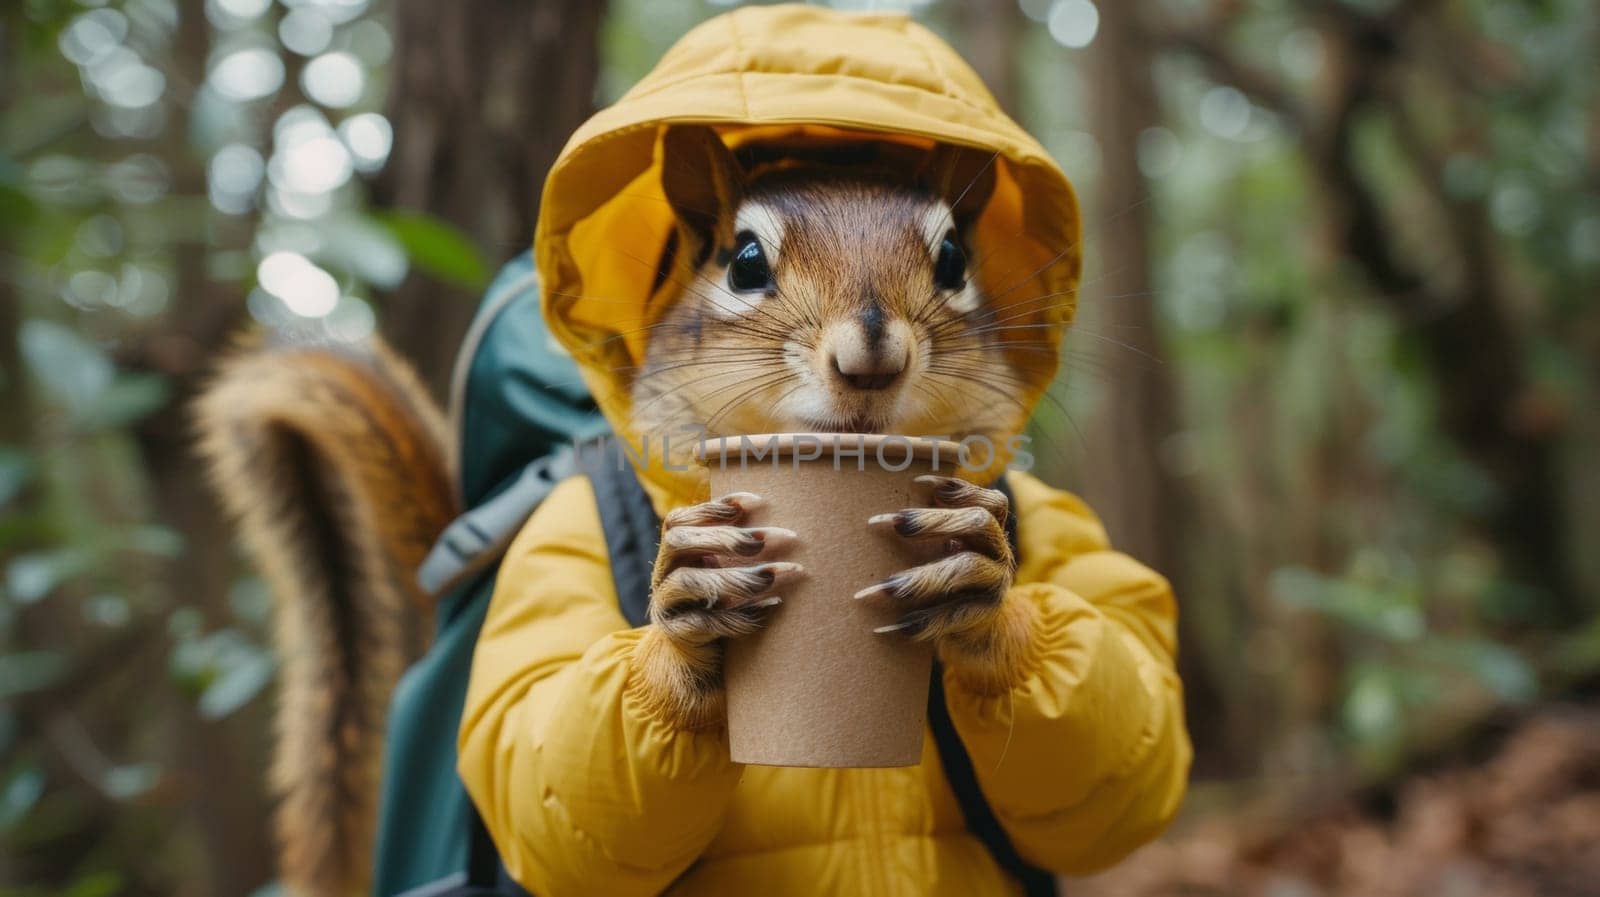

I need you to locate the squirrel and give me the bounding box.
[629,127,1038,731]
[196,126,1047,894]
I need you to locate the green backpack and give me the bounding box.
[369,251,604,895]
[369,252,1054,897]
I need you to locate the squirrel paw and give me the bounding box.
[857,476,1033,693]
[631,492,802,730]
[857,475,1014,642]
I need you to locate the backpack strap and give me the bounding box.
[576,437,661,628]
[926,669,1057,896]
[927,475,1057,897]
[462,811,515,895]
[416,446,582,601]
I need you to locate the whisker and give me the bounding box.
[925,149,1002,241]
[630,359,789,421]
[703,371,801,432]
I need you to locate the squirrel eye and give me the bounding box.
[727,232,773,293]
[934,232,966,291]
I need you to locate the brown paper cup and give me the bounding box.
[699,433,967,768]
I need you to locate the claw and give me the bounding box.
[854,581,890,600]
[760,561,804,578]
[748,526,798,551]
[868,511,920,536]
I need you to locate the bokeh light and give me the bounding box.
[268,107,354,201]
[256,251,339,317]
[1136,127,1182,179]
[213,0,271,21]
[58,10,128,67]
[339,112,392,171]
[1198,86,1251,139]
[209,144,266,214]
[208,47,285,102]
[1047,0,1099,48]
[97,60,166,109]
[302,52,366,108]
[280,9,334,57]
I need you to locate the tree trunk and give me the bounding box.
[961,0,1021,114]
[1082,0,1233,776]
[127,4,274,893]
[374,0,606,392]
[1309,12,1575,623]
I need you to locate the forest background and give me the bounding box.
[2,0,1597,894]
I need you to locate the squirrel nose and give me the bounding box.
[830,333,907,392]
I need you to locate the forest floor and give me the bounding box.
[1072,708,1600,897]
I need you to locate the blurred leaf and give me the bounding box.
[1476,577,1551,626]
[0,449,33,507]
[0,181,39,235]
[0,765,46,832]
[83,593,131,628]
[18,318,169,432]
[0,152,35,224]
[121,525,183,559]
[1343,664,1404,746]
[64,872,122,897]
[197,649,275,720]
[1554,616,1600,678]
[167,606,203,641]
[1270,566,1425,641]
[323,214,409,289]
[171,627,275,716]
[227,577,272,625]
[1425,638,1539,705]
[101,763,160,800]
[370,210,490,290]
[18,320,113,416]
[73,373,170,433]
[0,651,68,699]
[5,549,92,604]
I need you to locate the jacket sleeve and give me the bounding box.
[941,471,1191,875]
[456,476,741,897]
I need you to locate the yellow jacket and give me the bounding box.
[457,6,1189,895]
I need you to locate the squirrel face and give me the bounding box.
[632,128,1023,445]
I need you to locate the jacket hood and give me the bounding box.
[535,4,1081,511]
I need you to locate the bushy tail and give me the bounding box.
[194,335,458,897]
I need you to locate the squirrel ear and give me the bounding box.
[919,144,998,236]
[660,126,744,260]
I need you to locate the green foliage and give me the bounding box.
[0,765,47,833]
[1273,558,1540,769]
[19,322,170,434]
[0,451,31,510]
[5,549,94,605]
[371,210,492,291]
[169,626,276,720]
[1272,566,1425,643]
[0,652,68,701]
